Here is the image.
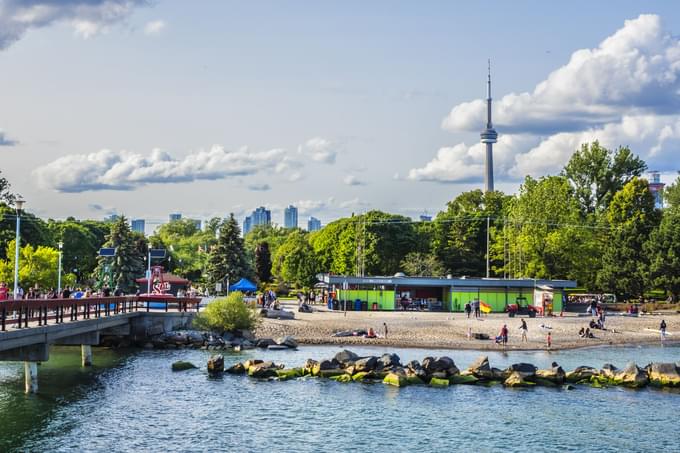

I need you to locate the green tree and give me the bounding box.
[503,176,599,285]
[47,219,101,284]
[646,206,680,301]
[94,216,146,293]
[255,242,272,283]
[0,204,52,260]
[432,190,509,276]
[0,240,76,291]
[663,176,680,209]
[562,141,647,214]
[193,292,260,334]
[400,252,446,277]
[272,230,319,288]
[597,177,659,300]
[0,169,17,205]
[206,214,250,291]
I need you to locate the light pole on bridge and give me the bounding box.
[13,198,25,300]
[57,241,63,294]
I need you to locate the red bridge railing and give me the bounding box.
[0,296,202,332]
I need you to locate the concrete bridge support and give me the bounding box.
[24,362,38,394]
[81,345,93,367]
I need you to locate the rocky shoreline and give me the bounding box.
[195,349,680,390]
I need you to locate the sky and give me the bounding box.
[2,0,680,231]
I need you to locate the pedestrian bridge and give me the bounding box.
[0,296,201,393]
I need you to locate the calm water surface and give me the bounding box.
[1,344,679,452]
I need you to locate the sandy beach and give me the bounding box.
[256,302,679,351]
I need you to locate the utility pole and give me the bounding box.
[486,216,490,278]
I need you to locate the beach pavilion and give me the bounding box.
[318,274,577,314]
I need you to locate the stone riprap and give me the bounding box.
[205,349,680,391]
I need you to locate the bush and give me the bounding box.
[193,292,260,334]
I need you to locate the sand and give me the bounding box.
[255,302,679,351]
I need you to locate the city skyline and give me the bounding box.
[2,2,680,226]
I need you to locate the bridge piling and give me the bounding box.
[24,362,38,394]
[81,345,92,367]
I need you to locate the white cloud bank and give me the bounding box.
[0,0,148,49]
[299,137,340,164]
[143,19,165,36]
[410,14,680,183]
[34,146,288,192]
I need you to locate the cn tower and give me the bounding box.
[480,60,497,193]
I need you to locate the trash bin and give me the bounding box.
[354,299,362,311]
[361,301,368,311]
[372,302,378,311]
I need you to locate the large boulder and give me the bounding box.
[466,356,494,379]
[423,356,459,376]
[334,350,359,366]
[647,363,680,387]
[383,371,408,387]
[406,360,429,381]
[207,355,224,374]
[354,356,378,372]
[276,368,303,381]
[506,363,537,379]
[226,362,246,374]
[600,363,619,380]
[312,359,340,376]
[275,336,298,349]
[615,362,648,388]
[248,361,280,378]
[171,361,197,372]
[535,365,566,384]
[239,329,256,341]
[303,359,318,376]
[504,371,535,387]
[566,366,599,383]
[429,377,449,388]
[378,353,401,370]
[256,338,277,349]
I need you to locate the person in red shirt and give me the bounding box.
[500,324,509,348]
[0,282,8,301]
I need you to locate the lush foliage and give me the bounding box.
[272,230,319,287]
[206,214,251,292]
[94,216,147,293]
[193,292,260,333]
[0,240,76,290]
[255,242,272,283]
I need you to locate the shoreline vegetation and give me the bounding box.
[254,302,679,352]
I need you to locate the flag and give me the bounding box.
[480,301,492,313]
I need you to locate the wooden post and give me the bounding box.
[81,345,93,367]
[24,362,38,394]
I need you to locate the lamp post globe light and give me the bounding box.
[13,198,25,300]
[57,241,64,294]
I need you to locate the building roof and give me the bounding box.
[320,274,577,289]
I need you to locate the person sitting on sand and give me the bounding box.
[365,327,377,338]
[578,327,585,338]
[589,319,598,329]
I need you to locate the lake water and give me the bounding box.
[1,344,679,452]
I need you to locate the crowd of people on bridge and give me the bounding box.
[0,281,127,301]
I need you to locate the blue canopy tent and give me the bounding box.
[229,278,257,292]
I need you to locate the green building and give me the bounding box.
[319,274,577,314]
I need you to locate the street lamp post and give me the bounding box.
[57,241,63,294]
[13,198,25,300]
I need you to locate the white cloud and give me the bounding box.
[442,14,680,135]
[339,198,368,209]
[34,145,288,192]
[343,174,365,186]
[411,14,680,183]
[299,137,339,164]
[143,19,165,36]
[0,1,148,49]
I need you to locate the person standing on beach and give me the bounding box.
[500,324,508,348]
[660,319,667,340]
[546,332,552,349]
[383,322,388,339]
[465,302,471,318]
[519,319,528,342]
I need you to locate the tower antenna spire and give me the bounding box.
[481,59,497,193]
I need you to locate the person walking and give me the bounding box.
[660,319,667,341]
[546,331,552,349]
[473,299,481,318]
[464,302,472,319]
[383,322,388,339]
[519,318,528,342]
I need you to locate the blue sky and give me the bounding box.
[2,0,680,229]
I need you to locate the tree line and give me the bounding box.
[2,141,680,301]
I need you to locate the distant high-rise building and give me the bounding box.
[169,213,182,222]
[106,214,120,222]
[648,171,665,209]
[419,214,432,222]
[307,216,322,232]
[284,205,298,229]
[251,206,271,228]
[131,219,145,234]
[190,219,202,230]
[243,216,253,235]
